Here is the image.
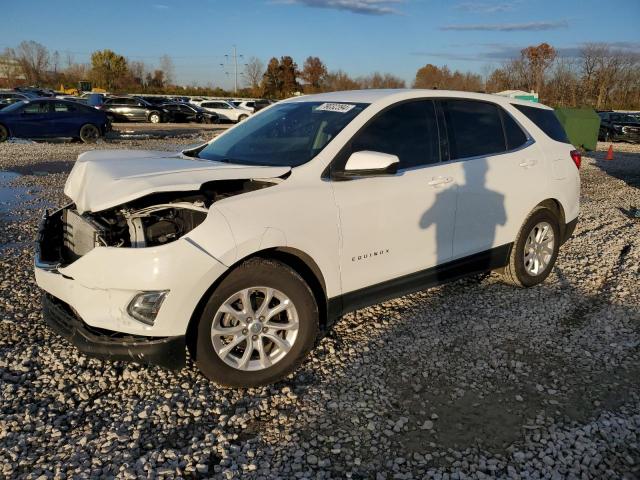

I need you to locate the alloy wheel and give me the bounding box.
[211,287,299,371]
[523,221,555,276]
[80,125,99,143]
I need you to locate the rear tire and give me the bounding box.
[500,207,560,287]
[148,111,162,124]
[237,114,248,123]
[195,258,318,387]
[0,124,8,142]
[79,124,100,143]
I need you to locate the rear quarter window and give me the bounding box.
[501,109,528,150]
[513,104,569,144]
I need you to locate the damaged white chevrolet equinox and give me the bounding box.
[35,90,580,387]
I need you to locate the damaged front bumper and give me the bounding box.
[43,293,185,369]
[34,207,229,369]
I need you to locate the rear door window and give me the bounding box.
[440,99,506,159]
[53,102,77,113]
[351,100,440,169]
[512,104,569,143]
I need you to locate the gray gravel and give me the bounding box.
[0,139,639,479]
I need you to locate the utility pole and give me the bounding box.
[221,45,245,94]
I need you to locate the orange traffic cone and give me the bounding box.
[606,145,614,161]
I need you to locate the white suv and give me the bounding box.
[35,90,580,387]
[193,99,250,123]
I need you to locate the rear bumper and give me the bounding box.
[43,293,186,369]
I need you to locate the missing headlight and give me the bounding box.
[125,203,208,248]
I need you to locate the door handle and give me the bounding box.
[428,176,453,187]
[519,159,537,168]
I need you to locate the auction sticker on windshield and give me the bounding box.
[315,103,356,113]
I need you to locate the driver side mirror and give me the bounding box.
[333,150,400,179]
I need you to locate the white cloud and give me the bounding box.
[454,1,519,13]
[440,20,568,31]
[275,0,403,15]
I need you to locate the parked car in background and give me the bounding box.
[598,111,640,143]
[161,102,219,123]
[82,93,106,109]
[230,100,256,112]
[193,100,250,123]
[101,97,168,123]
[253,99,274,112]
[0,91,37,110]
[15,86,55,97]
[135,96,168,106]
[34,90,580,386]
[0,98,110,143]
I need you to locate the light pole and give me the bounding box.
[221,45,244,94]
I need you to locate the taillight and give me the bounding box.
[570,150,581,169]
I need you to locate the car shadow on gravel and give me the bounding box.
[289,269,640,473]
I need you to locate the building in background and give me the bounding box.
[0,55,25,88]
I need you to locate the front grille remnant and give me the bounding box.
[63,209,100,260]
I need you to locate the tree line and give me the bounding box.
[0,41,229,97]
[1,40,639,109]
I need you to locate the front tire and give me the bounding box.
[195,258,318,387]
[237,114,248,123]
[0,124,8,142]
[79,124,100,143]
[500,207,560,287]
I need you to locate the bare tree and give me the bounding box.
[580,43,626,109]
[244,57,264,94]
[11,40,50,84]
[359,72,405,89]
[324,70,360,91]
[129,60,148,87]
[159,54,175,85]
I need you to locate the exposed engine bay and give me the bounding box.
[39,179,276,265]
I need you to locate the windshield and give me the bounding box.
[0,101,26,113]
[196,101,368,167]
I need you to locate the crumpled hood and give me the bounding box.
[65,149,290,213]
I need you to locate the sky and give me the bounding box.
[2,0,639,90]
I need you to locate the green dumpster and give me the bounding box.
[554,107,601,151]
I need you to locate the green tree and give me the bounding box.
[261,57,282,98]
[90,49,128,90]
[279,56,299,97]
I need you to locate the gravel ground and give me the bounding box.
[0,140,638,479]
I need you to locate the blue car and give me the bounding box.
[0,98,110,143]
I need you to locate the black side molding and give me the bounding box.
[327,243,513,323]
[42,294,186,370]
[561,217,578,245]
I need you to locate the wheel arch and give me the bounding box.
[185,246,330,358]
[536,198,568,239]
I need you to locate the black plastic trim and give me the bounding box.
[326,243,512,325]
[562,217,578,245]
[42,293,186,370]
